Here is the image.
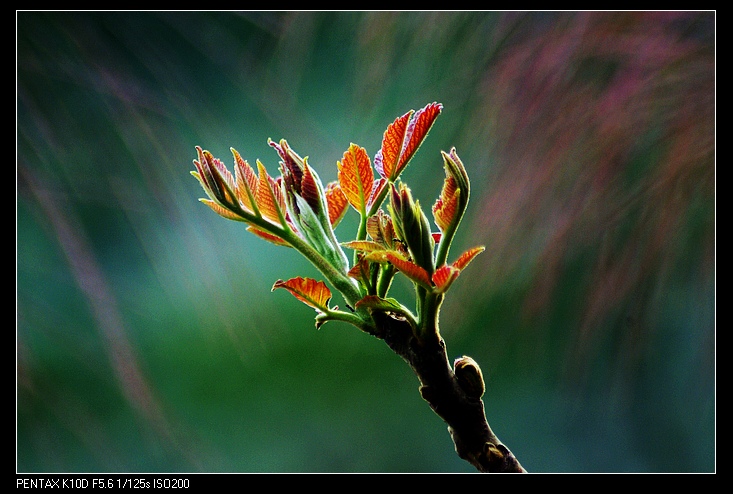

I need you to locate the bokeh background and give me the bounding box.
[17,11,715,473]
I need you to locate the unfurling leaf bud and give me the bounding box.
[270,138,322,216]
[269,138,350,273]
[389,183,435,275]
[454,355,485,399]
[442,148,469,197]
[433,148,470,235]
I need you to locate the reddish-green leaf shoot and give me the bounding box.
[337,143,374,215]
[272,277,332,312]
[374,102,443,181]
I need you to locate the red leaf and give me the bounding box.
[300,162,322,214]
[341,240,386,252]
[375,102,442,181]
[231,148,258,213]
[432,176,460,232]
[199,198,245,221]
[246,227,291,246]
[452,246,485,271]
[367,177,388,211]
[432,264,461,292]
[384,252,432,288]
[431,247,484,292]
[375,110,411,180]
[399,102,442,174]
[194,147,237,207]
[366,210,391,246]
[272,277,332,312]
[255,160,284,225]
[324,181,348,228]
[337,143,374,213]
[347,256,371,284]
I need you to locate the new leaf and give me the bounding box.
[272,277,332,313]
[337,143,374,215]
[374,102,443,181]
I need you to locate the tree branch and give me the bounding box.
[371,312,526,473]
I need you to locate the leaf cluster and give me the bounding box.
[191,103,483,342]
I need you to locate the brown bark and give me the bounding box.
[371,312,526,473]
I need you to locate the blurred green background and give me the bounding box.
[17,11,715,473]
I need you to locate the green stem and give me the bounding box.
[230,196,354,305]
[353,213,368,266]
[282,230,364,311]
[321,307,375,332]
[435,220,458,269]
[376,264,395,298]
[368,261,379,296]
[325,214,351,275]
[418,290,444,342]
